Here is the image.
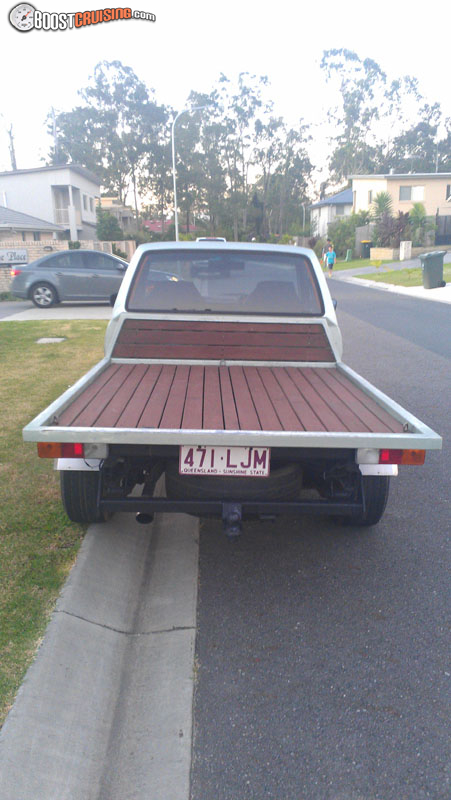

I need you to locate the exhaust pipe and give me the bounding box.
[135,512,154,525]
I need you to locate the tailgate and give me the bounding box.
[23,359,442,451]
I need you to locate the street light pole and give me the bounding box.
[171,105,207,241]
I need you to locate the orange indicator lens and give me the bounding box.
[379,449,425,465]
[37,442,84,458]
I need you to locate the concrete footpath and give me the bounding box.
[0,505,199,800]
[330,251,451,304]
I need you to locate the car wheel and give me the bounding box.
[335,476,390,527]
[60,471,109,524]
[30,282,58,308]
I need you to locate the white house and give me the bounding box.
[310,188,353,237]
[0,164,101,241]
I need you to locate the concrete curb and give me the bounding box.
[332,274,451,304]
[0,509,199,800]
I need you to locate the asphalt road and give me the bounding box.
[191,281,450,800]
[0,284,449,799]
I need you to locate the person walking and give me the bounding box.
[321,238,332,261]
[323,244,336,277]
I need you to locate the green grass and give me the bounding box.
[356,263,451,287]
[0,320,107,726]
[332,258,393,272]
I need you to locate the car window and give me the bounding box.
[127,250,324,316]
[43,252,80,269]
[82,252,122,270]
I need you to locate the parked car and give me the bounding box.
[195,236,226,242]
[10,249,129,307]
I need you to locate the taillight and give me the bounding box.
[379,449,425,465]
[10,268,22,277]
[37,442,84,458]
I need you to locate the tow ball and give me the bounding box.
[222,503,242,538]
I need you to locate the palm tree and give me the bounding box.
[371,191,393,220]
[409,202,435,246]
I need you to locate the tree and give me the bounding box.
[96,208,123,240]
[408,202,435,245]
[320,49,387,181]
[327,211,372,257]
[48,61,167,211]
[371,191,393,219]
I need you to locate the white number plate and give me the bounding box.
[179,446,270,477]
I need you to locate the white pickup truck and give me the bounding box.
[23,243,442,536]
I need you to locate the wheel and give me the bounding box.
[165,460,302,502]
[340,476,390,527]
[60,471,108,524]
[30,282,58,307]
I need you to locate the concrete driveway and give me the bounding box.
[0,301,113,321]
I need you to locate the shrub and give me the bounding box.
[112,244,128,260]
[409,203,436,246]
[96,208,124,241]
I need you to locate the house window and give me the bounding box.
[368,190,373,204]
[89,197,94,212]
[446,185,451,201]
[83,195,88,210]
[33,232,40,241]
[335,205,345,216]
[399,186,424,202]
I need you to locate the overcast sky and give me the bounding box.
[2,0,450,191]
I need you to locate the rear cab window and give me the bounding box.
[126,250,324,316]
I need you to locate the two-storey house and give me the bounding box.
[0,164,101,241]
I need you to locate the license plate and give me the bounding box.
[179,446,270,477]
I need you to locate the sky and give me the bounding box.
[1,0,450,195]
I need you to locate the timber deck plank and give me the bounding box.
[54,363,402,435]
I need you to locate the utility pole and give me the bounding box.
[51,107,59,163]
[1,114,17,170]
[7,125,17,171]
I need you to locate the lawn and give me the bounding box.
[356,263,451,287]
[333,258,393,271]
[0,320,107,726]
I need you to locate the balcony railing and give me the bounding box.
[54,208,82,226]
[54,208,69,225]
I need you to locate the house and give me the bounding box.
[310,189,353,237]
[100,196,136,232]
[142,219,172,234]
[351,173,451,216]
[0,206,65,242]
[351,173,451,245]
[0,164,101,241]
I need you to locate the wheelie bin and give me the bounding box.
[420,251,446,289]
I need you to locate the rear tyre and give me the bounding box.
[340,476,390,527]
[30,282,58,308]
[60,471,108,524]
[165,460,302,502]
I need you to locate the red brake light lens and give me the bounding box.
[37,442,84,458]
[10,268,22,277]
